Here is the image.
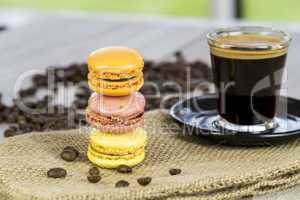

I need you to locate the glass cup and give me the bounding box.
[207,26,291,133]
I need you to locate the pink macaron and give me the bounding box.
[86,92,145,133]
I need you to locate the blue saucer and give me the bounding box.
[170,94,300,146]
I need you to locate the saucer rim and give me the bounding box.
[169,94,300,145]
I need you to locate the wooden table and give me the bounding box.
[0,9,300,199]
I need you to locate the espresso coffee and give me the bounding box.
[210,34,288,125]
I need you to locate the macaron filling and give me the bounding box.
[87,149,145,168]
[86,109,144,133]
[89,143,145,156]
[88,73,143,89]
[89,69,142,80]
[99,76,136,82]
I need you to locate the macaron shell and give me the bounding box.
[87,148,145,168]
[88,145,144,160]
[89,128,147,151]
[89,142,145,156]
[88,46,144,74]
[88,92,145,118]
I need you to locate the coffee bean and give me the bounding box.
[115,180,130,188]
[117,165,132,173]
[9,126,18,132]
[89,167,100,176]
[4,129,15,137]
[60,146,79,162]
[78,85,90,93]
[42,95,53,104]
[137,177,152,186]
[47,168,67,178]
[75,92,89,99]
[87,175,101,183]
[60,150,77,162]
[73,99,87,109]
[19,87,37,98]
[32,74,47,86]
[20,124,33,133]
[24,102,36,109]
[63,146,79,156]
[169,168,181,176]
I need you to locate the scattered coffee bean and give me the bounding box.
[60,149,78,162]
[63,146,79,156]
[32,74,47,86]
[4,129,15,137]
[169,168,181,176]
[19,87,37,98]
[89,167,100,176]
[115,180,130,188]
[137,177,152,186]
[19,123,32,133]
[47,168,67,178]
[87,175,101,183]
[42,95,53,104]
[60,146,79,162]
[117,165,132,173]
[75,92,89,99]
[9,126,18,132]
[73,99,87,109]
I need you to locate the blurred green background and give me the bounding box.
[0,0,299,21]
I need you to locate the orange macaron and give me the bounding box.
[87,46,144,96]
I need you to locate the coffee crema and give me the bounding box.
[209,34,288,60]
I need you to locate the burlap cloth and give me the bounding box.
[1,110,300,200]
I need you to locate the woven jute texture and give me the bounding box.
[1,110,300,200]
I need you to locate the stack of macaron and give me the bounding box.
[86,46,147,169]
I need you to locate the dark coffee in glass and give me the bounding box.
[207,27,291,133]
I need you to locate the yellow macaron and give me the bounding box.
[87,147,145,168]
[87,46,144,96]
[88,128,147,155]
[87,128,147,168]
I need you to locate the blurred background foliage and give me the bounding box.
[0,0,299,21]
